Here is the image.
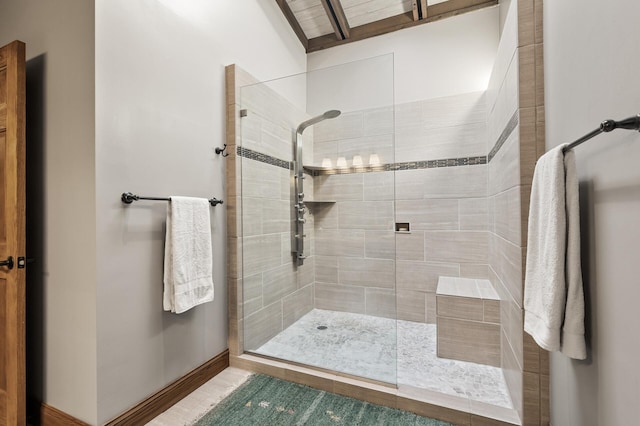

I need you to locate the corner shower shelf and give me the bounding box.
[305,200,336,205]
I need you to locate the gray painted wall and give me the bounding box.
[4,0,305,424]
[0,1,98,423]
[94,1,306,423]
[545,1,640,425]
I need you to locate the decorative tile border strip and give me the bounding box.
[237,146,291,170]
[238,145,487,176]
[488,110,519,162]
[307,156,487,176]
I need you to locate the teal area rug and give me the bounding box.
[194,374,453,425]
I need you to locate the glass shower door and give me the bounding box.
[239,54,396,385]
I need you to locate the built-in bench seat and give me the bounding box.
[436,276,501,367]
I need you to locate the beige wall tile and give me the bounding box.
[338,257,395,288]
[243,234,283,277]
[502,329,523,417]
[539,348,549,375]
[489,232,523,306]
[437,295,484,321]
[333,381,397,408]
[540,373,549,424]
[425,231,489,264]
[460,264,490,279]
[534,0,543,43]
[314,228,365,257]
[460,198,490,231]
[285,368,334,393]
[484,300,501,324]
[395,231,424,261]
[314,255,338,284]
[519,107,537,187]
[488,128,520,196]
[314,173,364,201]
[394,101,422,129]
[363,171,394,201]
[243,301,283,351]
[534,43,544,108]
[523,332,541,373]
[243,272,263,317]
[262,199,289,234]
[314,111,364,142]
[437,317,501,367]
[501,291,524,370]
[395,122,487,162]
[397,396,471,426]
[283,284,314,329]
[311,203,338,229]
[315,283,365,314]
[365,230,396,260]
[469,399,521,425]
[518,45,536,109]
[423,165,488,199]
[338,201,394,230]
[395,169,426,200]
[396,199,459,231]
[426,292,437,324]
[337,134,394,166]
[518,0,535,47]
[397,261,459,292]
[535,105,545,160]
[494,185,522,246]
[363,106,394,137]
[397,289,426,323]
[421,91,486,128]
[523,372,540,426]
[365,288,397,319]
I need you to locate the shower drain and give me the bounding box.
[316,325,328,330]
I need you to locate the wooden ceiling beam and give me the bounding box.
[420,0,428,19]
[320,0,351,40]
[307,0,498,53]
[275,0,309,50]
[413,0,429,20]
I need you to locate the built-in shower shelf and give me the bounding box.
[302,165,332,172]
[305,200,336,205]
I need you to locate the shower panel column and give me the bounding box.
[292,130,306,265]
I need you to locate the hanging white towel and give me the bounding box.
[163,196,215,314]
[524,144,586,359]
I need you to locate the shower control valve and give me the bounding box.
[297,218,306,224]
[298,192,304,199]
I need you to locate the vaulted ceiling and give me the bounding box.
[276,0,499,52]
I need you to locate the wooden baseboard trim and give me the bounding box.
[105,349,230,426]
[40,403,90,426]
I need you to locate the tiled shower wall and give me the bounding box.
[310,92,489,323]
[226,65,316,353]
[486,0,548,423]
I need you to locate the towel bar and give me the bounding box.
[563,114,640,152]
[121,192,223,206]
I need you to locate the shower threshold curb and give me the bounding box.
[230,353,521,426]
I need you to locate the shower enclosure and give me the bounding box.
[233,53,515,415]
[238,55,397,385]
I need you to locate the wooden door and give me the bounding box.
[0,40,26,426]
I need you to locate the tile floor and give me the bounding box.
[148,309,514,425]
[147,367,252,425]
[254,309,513,408]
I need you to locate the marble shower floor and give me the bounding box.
[254,309,513,409]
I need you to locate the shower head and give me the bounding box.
[296,110,341,134]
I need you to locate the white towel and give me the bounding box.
[163,196,215,313]
[524,144,586,360]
